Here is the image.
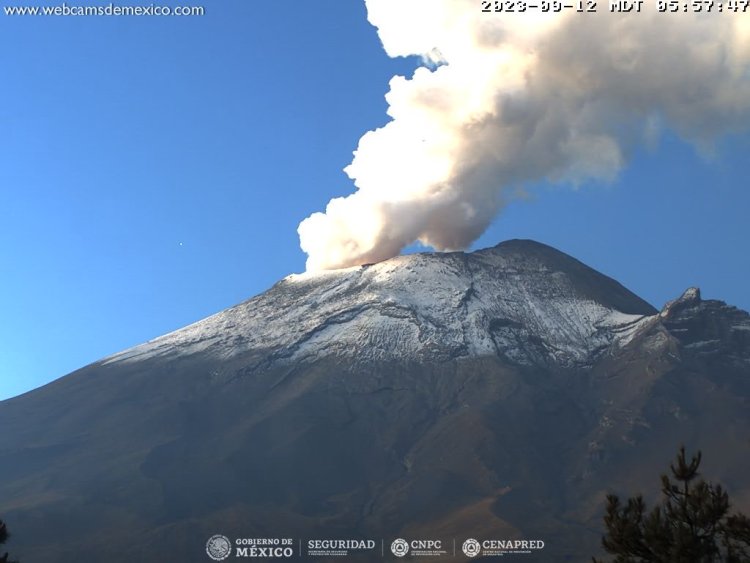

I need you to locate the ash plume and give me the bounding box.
[298,0,750,271]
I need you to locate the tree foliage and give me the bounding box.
[0,519,18,563]
[594,447,750,562]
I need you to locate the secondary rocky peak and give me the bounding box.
[661,286,702,317]
[655,287,750,361]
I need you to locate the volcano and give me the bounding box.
[1,240,749,562]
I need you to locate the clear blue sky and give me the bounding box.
[1,1,748,400]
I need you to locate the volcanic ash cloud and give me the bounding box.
[298,0,750,271]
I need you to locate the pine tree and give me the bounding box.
[594,446,750,562]
[0,518,18,563]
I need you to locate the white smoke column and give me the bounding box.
[298,0,750,271]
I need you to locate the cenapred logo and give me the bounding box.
[391,538,409,557]
[462,538,481,558]
[206,534,232,561]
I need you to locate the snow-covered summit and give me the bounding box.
[104,240,659,369]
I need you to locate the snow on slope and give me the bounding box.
[103,240,657,369]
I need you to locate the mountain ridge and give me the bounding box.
[99,239,657,373]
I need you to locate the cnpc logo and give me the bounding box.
[391,538,409,557]
[391,538,444,557]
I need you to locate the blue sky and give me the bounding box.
[1,1,748,400]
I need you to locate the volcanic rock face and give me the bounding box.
[1,240,748,562]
